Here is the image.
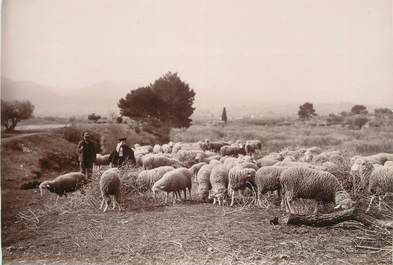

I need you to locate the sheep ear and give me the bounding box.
[46,184,51,188]
[334,205,341,210]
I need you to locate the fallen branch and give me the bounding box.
[286,207,389,228]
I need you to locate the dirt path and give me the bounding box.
[1,132,48,144]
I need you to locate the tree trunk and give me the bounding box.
[286,208,383,227]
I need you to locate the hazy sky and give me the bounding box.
[2,0,393,105]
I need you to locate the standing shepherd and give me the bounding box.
[110,137,136,167]
[77,132,97,180]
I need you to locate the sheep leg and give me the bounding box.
[183,189,187,201]
[378,196,383,212]
[230,189,235,207]
[165,193,168,204]
[188,188,192,200]
[112,195,116,210]
[313,201,319,215]
[103,198,110,213]
[285,197,295,214]
[99,198,105,209]
[55,196,60,205]
[366,195,376,213]
[213,197,217,205]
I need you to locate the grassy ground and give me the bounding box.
[2,123,393,265]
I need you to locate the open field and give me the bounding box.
[2,122,393,265]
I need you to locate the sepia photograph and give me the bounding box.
[1,1,393,264]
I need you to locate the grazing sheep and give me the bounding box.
[210,164,230,205]
[189,162,208,181]
[207,141,230,152]
[351,153,393,166]
[94,154,111,170]
[153,144,162,154]
[237,162,259,171]
[312,151,345,164]
[255,166,287,206]
[256,157,280,167]
[228,166,256,206]
[142,154,184,169]
[299,147,322,162]
[280,167,354,214]
[282,156,296,162]
[263,152,284,162]
[366,167,393,212]
[280,148,306,161]
[175,150,205,167]
[134,144,153,154]
[197,164,214,201]
[172,142,182,153]
[351,158,393,212]
[99,168,121,212]
[244,140,262,156]
[39,172,87,203]
[273,161,319,169]
[152,168,193,204]
[137,166,175,191]
[220,145,246,157]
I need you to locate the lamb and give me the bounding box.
[39,172,87,203]
[280,167,354,214]
[228,166,256,206]
[196,164,215,202]
[282,156,296,162]
[256,157,280,167]
[189,162,208,181]
[220,145,246,157]
[152,144,162,153]
[299,147,322,162]
[137,166,175,191]
[152,168,193,204]
[351,158,393,212]
[94,154,111,171]
[209,164,230,205]
[280,148,306,161]
[99,168,121,212]
[255,166,287,206]
[244,140,262,156]
[312,151,345,165]
[142,154,184,169]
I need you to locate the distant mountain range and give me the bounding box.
[1,78,141,117]
[1,77,386,119]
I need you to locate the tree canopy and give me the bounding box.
[351,105,368,115]
[1,100,34,131]
[118,72,195,129]
[298,102,317,120]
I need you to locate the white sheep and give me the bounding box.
[152,144,162,154]
[280,167,354,214]
[189,162,208,181]
[209,164,230,206]
[351,158,393,212]
[228,166,256,206]
[99,168,121,212]
[220,145,246,157]
[142,154,183,169]
[366,167,393,212]
[256,157,280,167]
[39,172,87,204]
[172,142,182,153]
[196,164,215,202]
[152,168,193,204]
[137,166,175,191]
[255,166,287,206]
[351,153,393,166]
[207,141,230,152]
[175,150,205,167]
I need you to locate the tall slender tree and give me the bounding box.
[221,107,228,124]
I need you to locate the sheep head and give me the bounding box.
[39,181,52,196]
[334,190,355,210]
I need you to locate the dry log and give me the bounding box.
[286,208,384,227]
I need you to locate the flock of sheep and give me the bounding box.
[39,139,393,215]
